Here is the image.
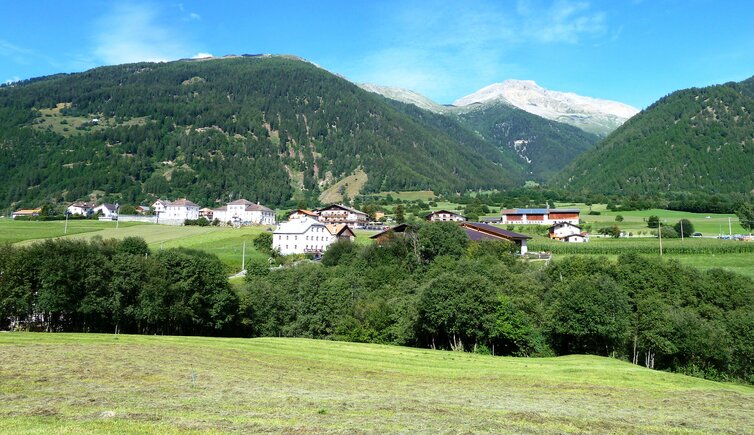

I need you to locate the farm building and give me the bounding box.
[11,208,42,219]
[500,208,580,226]
[459,222,531,255]
[370,222,531,255]
[369,223,410,244]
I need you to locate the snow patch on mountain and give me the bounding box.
[454,80,639,136]
[358,83,447,113]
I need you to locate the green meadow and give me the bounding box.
[556,203,749,235]
[1,333,752,433]
[2,220,271,272]
[1,219,382,272]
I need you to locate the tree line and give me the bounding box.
[0,237,238,336]
[1,223,752,383]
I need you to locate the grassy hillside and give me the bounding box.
[554,76,754,194]
[1,333,752,433]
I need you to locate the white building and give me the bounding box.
[93,203,118,218]
[163,198,199,221]
[500,208,581,226]
[213,199,276,225]
[288,209,320,220]
[272,217,355,255]
[152,199,170,216]
[548,222,589,243]
[317,204,369,227]
[425,210,466,222]
[67,201,94,216]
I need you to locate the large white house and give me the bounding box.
[162,199,199,221]
[500,208,581,226]
[67,201,94,216]
[213,199,276,225]
[316,204,369,227]
[425,210,466,222]
[272,217,355,255]
[548,222,589,243]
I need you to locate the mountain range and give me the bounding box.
[1,53,751,210]
[0,56,524,209]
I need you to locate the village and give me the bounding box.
[9,199,588,256]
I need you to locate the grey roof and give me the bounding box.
[460,222,531,241]
[169,198,199,207]
[228,199,255,206]
[245,203,273,212]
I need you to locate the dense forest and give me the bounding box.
[2,228,752,384]
[555,76,754,195]
[0,56,523,212]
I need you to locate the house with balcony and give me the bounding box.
[500,208,580,226]
[316,204,368,227]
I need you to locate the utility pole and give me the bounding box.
[680,219,683,241]
[658,220,663,256]
[728,217,732,238]
[64,211,69,235]
[242,241,246,271]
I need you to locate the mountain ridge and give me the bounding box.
[454,79,639,136]
[553,76,754,195]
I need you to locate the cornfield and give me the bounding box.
[529,238,754,255]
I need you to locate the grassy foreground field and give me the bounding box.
[1,333,752,433]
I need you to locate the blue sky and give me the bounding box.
[2,0,753,108]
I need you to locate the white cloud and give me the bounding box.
[92,3,192,65]
[350,0,609,102]
[189,12,201,21]
[192,52,213,59]
[4,76,21,85]
[0,40,35,64]
[519,0,607,44]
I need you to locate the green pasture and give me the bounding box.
[559,205,748,235]
[0,219,140,244]
[2,220,383,271]
[1,333,751,433]
[4,220,272,272]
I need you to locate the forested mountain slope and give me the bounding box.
[0,56,522,209]
[454,102,600,181]
[553,77,754,195]
[361,85,601,182]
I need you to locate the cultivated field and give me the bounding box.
[1,333,752,433]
